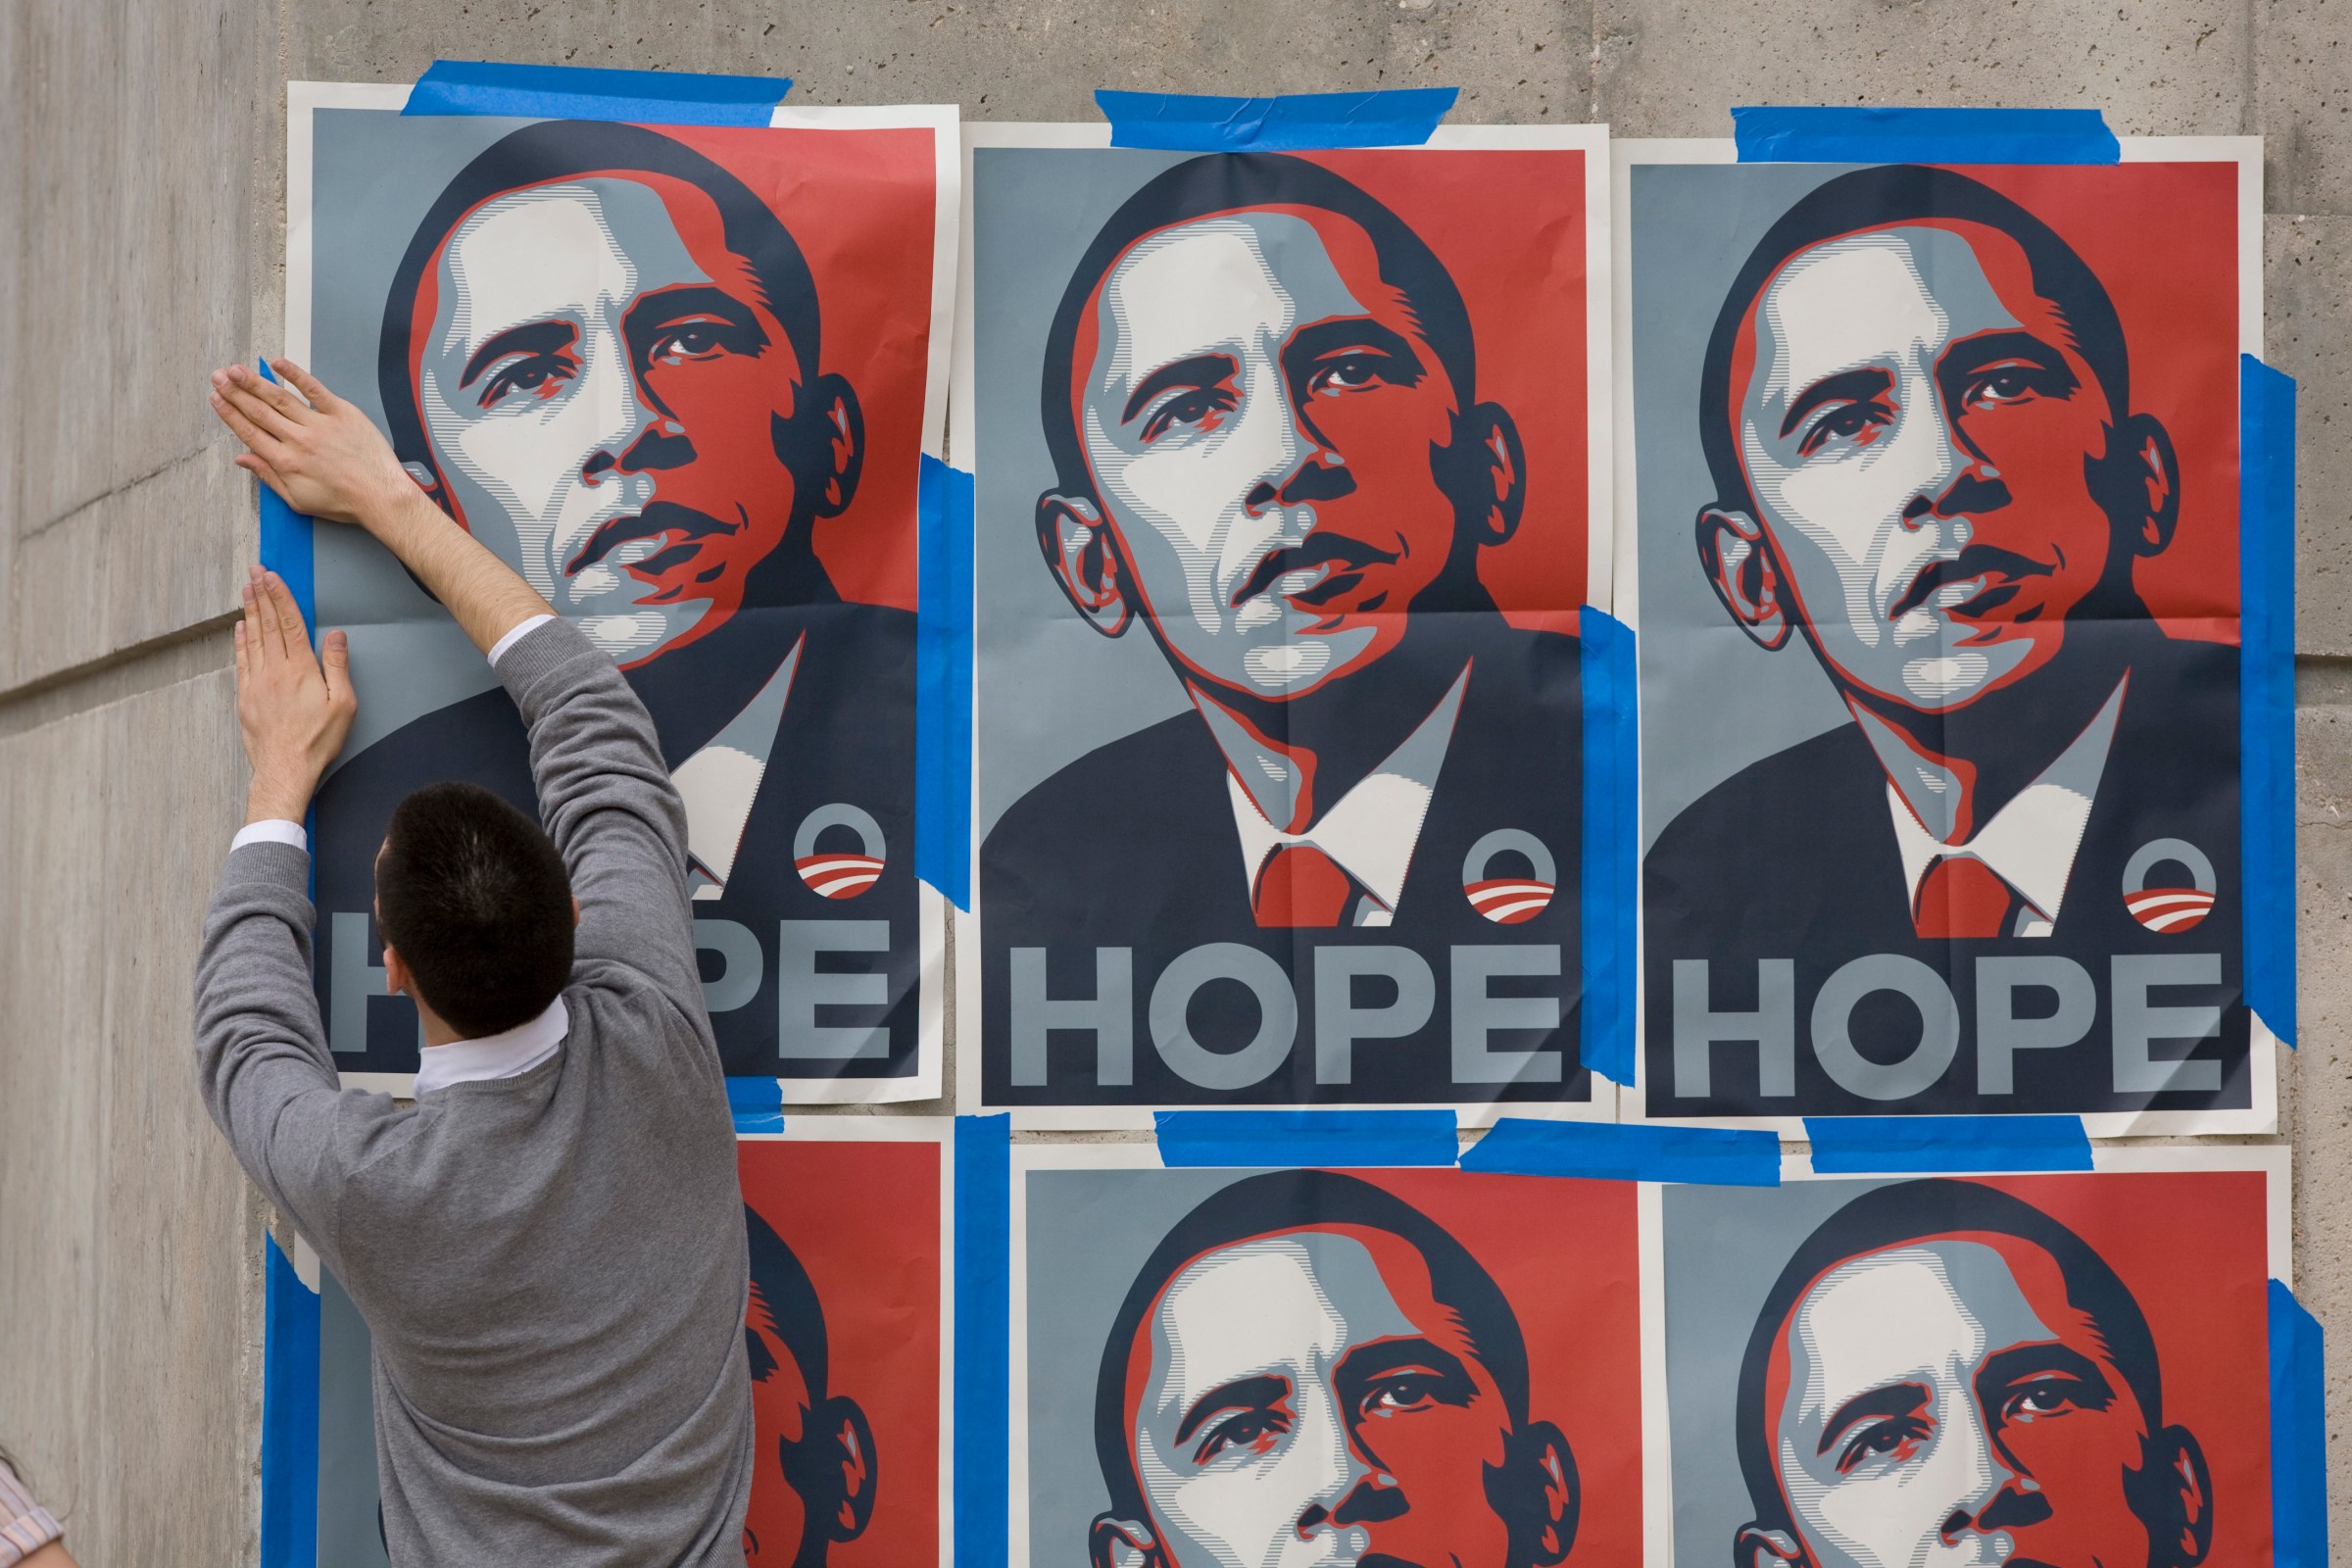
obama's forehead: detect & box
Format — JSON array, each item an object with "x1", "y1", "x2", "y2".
[
  {"x1": 1738, "y1": 222, "x2": 2078, "y2": 429},
  {"x1": 1079, "y1": 209, "x2": 1424, "y2": 408},
  {"x1": 426, "y1": 177, "x2": 711, "y2": 366},
  {"x1": 1135, "y1": 1228, "x2": 1440, "y2": 1423},
  {"x1": 1779, "y1": 1240, "x2": 2059, "y2": 1429}
]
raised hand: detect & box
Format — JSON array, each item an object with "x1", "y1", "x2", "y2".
[
  {"x1": 234, "y1": 565, "x2": 357, "y2": 825},
  {"x1": 208, "y1": 359, "x2": 418, "y2": 531}
]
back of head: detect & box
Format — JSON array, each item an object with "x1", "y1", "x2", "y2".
[{"x1": 376, "y1": 782, "x2": 574, "y2": 1039}]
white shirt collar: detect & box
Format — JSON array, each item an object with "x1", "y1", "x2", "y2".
[
  {"x1": 414, "y1": 997, "x2": 569, "y2": 1097},
  {"x1": 1882, "y1": 676, "x2": 2129, "y2": 933},
  {"x1": 1211, "y1": 665, "x2": 1471, "y2": 925},
  {"x1": 670, "y1": 634, "x2": 805, "y2": 900}
]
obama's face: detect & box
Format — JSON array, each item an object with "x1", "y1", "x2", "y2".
[
  {"x1": 1047, "y1": 209, "x2": 1512, "y2": 704},
  {"x1": 1752, "y1": 1237, "x2": 2202, "y2": 1568},
  {"x1": 1705, "y1": 222, "x2": 2169, "y2": 714},
  {"x1": 412, "y1": 175, "x2": 851, "y2": 667},
  {"x1": 1100, "y1": 1226, "x2": 1569, "y2": 1568}
]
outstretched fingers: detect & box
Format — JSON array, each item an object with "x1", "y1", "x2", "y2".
[
  {"x1": 216, "y1": 369, "x2": 306, "y2": 444},
  {"x1": 270, "y1": 359, "x2": 336, "y2": 411},
  {"x1": 262, "y1": 570, "x2": 311, "y2": 662}
]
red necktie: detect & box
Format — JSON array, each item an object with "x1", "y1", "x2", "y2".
[
  {"x1": 1252, "y1": 844, "x2": 1354, "y2": 928},
  {"x1": 1913, "y1": 855, "x2": 2018, "y2": 940}
]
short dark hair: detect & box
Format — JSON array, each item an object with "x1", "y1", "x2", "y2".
[
  {"x1": 376, "y1": 781, "x2": 573, "y2": 1039},
  {"x1": 379, "y1": 118, "x2": 823, "y2": 489},
  {"x1": 1093, "y1": 1169, "x2": 1529, "y2": 1522},
  {"x1": 1735, "y1": 1179, "x2": 2165, "y2": 1537},
  {"x1": 745, "y1": 1200, "x2": 829, "y2": 1396},
  {"x1": 1040, "y1": 152, "x2": 1479, "y2": 500},
  {"x1": 1698, "y1": 164, "x2": 2132, "y2": 516}
]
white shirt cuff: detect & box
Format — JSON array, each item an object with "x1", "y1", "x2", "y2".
[
  {"x1": 488, "y1": 614, "x2": 558, "y2": 668},
  {"x1": 232, "y1": 819, "x2": 309, "y2": 855}
]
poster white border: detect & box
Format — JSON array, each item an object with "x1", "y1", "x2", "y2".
[
  {"x1": 1609, "y1": 136, "x2": 2275, "y2": 1137},
  {"x1": 288, "y1": 82, "x2": 956, "y2": 1103},
  {"x1": 953, "y1": 122, "x2": 1617, "y2": 1127}
]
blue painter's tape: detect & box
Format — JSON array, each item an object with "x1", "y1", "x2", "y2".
[
  {"x1": 403, "y1": 60, "x2": 791, "y2": 124},
  {"x1": 916, "y1": 456, "x2": 974, "y2": 908},
  {"x1": 1805, "y1": 1114, "x2": 2091, "y2": 1174},
  {"x1": 1733, "y1": 106, "x2": 2120, "y2": 166},
  {"x1": 1154, "y1": 1109, "x2": 1459, "y2": 1168},
  {"x1": 1579, "y1": 608, "x2": 1638, "y2": 1086},
  {"x1": 725, "y1": 1076, "x2": 785, "y2": 1136},
  {"x1": 1098, "y1": 88, "x2": 1458, "y2": 152},
  {"x1": 2271, "y1": 1280, "x2": 2329, "y2": 1568},
  {"x1": 261, "y1": 1235, "x2": 320, "y2": 1568},
  {"x1": 955, "y1": 1114, "x2": 1011, "y2": 1566},
  {"x1": 1462, "y1": 1118, "x2": 1780, "y2": 1186},
  {"x1": 255, "y1": 362, "x2": 317, "y2": 641},
  {"x1": 2242, "y1": 355, "x2": 2298, "y2": 1047}
]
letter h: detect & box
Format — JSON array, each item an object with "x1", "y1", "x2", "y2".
[
  {"x1": 1671, "y1": 958, "x2": 1795, "y2": 1099},
  {"x1": 1009, "y1": 948, "x2": 1134, "y2": 1087}
]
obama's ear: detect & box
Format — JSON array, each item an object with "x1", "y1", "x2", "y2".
[
  {"x1": 1490, "y1": 1419, "x2": 1580, "y2": 1567},
  {"x1": 2132, "y1": 1424, "x2": 2212, "y2": 1568},
  {"x1": 2096, "y1": 411, "x2": 2180, "y2": 560},
  {"x1": 1737, "y1": 1523, "x2": 1811, "y2": 1568},
  {"x1": 1697, "y1": 505, "x2": 1793, "y2": 651},
  {"x1": 783, "y1": 372, "x2": 865, "y2": 520},
  {"x1": 1440, "y1": 401, "x2": 1527, "y2": 549},
  {"x1": 1090, "y1": 1512, "x2": 1161, "y2": 1568},
  {"x1": 1037, "y1": 492, "x2": 1134, "y2": 637},
  {"x1": 787, "y1": 1395, "x2": 877, "y2": 1544}
]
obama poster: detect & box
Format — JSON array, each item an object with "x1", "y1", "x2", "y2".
[
  {"x1": 958, "y1": 124, "x2": 1614, "y2": 1122},
  {"x1": 1617, "y1": 142, "x2": 2272, "y2": 1131},
  {"x1": 1656, "y1": 1150, "x2": 2286, "y2": 1568},
  {"x1": 286, "y1": 84, "x2": 956, "y2": 1101}
]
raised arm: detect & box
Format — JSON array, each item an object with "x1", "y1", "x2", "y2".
[
  {"x1": 209, "y1": 360, "x2": 552, "y2": 653},
  {"x1": 208, "y1": 360, "x2": 707, "y2": 1017},
  {"x1": 193, "y1": 567, "x2": 362, "y2": 1245}
]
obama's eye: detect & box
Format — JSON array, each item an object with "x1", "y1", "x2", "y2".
[
  {"x1": 1999, "y1": 1376, "x2": 2095, "y2": 1423},
  {"x1": 1306, "y1": 351, "x2": 1403, "y2": 397},
  {"x1": 1357, "y1": 1371, "x2": 1450, "y2": 1419},
  {"x1": 649, "y1": 318, "x2": 753, "y2": 367},
  {"x1": 1195, "y1": 1406, "x2": 1291, "y2": 1465},
  {"x1": 478, "y1": 353, "x2": 576, "y2": 410},
  {"x1": 1796, "y1": 397, "x2": 1895, "y2": 457},
  {"x1": 1836, "y1": 1414, "x2": 1934, "y2": 1474},
  {"x1": 1139, "y1": 385, "x2": 1239, "y2": 445}
]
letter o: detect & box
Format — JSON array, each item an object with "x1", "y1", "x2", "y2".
[
  {"x1": 1810, "y1": 955, "x2": 1960, "y2": 1102},
  {"x1": 1149, "y1": 944, "x2": 1298, "y2": 1092}
]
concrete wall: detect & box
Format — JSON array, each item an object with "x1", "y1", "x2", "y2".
[{"x1": 0, "y1": 1, "x2": 2341, "y2": 1560}]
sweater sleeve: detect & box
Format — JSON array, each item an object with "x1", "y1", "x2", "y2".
[
  {"x1": 491, "y1": 618, "x2": 708, "y2": 1027},
  {"x1": 0, "y1": 1455, "x2": 62, "y2": 1567},
  {"x1": 191, "y1": 840, "x2": 349, "y2": 1260}
]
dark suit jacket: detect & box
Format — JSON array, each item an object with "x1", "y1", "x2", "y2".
[
  {"x1": 980, "y1": 618, "x2": 1590, "y2": 1107},
  {"x1": 314, "y1": 602, "x2": 922, "y2": 1081},
  {"x1": 1642, "y1": 629, "x2": 2247, "y2": 1116}
]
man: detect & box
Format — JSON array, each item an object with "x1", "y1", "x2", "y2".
[
  {"x1": 743, "y1": 1202, "x2": 877, "y2": 1564},
  {"x1": 982, "y1": 153, "x2": 1583, "y2": 1105},
  {"x1": 1643, "y1": 164, "x2": 2243, "y2": 1114},
  {"x1": 1733, "y1": 1179, "x2": 2212, "y2": 1568},
  {"x1": 1088, "y1": 1169, "x2": 1578, "y2": 1568},
  {"x1": 202, "y1": 358, "x2": 753, "y2": 1562},
  {"x1": 318, "y1": 118, "x2": 919, "y2": 1083}
]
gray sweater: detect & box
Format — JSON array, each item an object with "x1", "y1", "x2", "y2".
[{"x1": 194, "y1": 618, "x2": 753, "y2": 1565}]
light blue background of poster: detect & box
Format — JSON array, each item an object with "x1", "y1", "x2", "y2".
[
  {"x1": 1630, "y1": 161, "x2": 1866, "y2": 852},
  {"x1": 1023, "y1": 1166, "x2": 1275, "y2": 1566},
  {"x1": 969, "y1": 146, "x2": 1206, "y2": 842},
  {"x1": 1659, "y1": 1177, "x2": 1894, "y2": 1568}
]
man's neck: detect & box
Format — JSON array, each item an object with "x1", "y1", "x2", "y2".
[
  {"x1": 1186, "y1": 610, "x2": 1496, "y2": 832},
  {"x1": 1846, "y1": 628, "x2": 2140, "y2": 843}
]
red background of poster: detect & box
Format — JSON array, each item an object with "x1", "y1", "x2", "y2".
[
  {"x1": 1967, "y1": 1170, "x2": 2272, "y2": 1564},
  {"x1": 1308, "y1": 149, "x2": 1592, "y2": 629},
  {"x1": 738, "y1": 1139, "x2": 942, "y2": 1566},
  {"x1": 1353, "y1": 1169, "x2": 1642, "y2": 1567},
  {"x1": 667, "y1": 125, "x2": 936, "y2": 613},
  {"x1": 1943, "y1": 163, "x2": 2240, "y2": 640}
]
